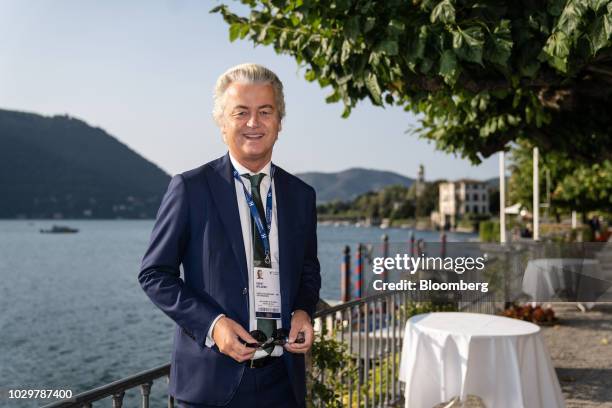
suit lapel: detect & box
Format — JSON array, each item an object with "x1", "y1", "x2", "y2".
[
  {"x1": 274, "y1": 167, "x2": 293, "y2": 320},
  {"x1": 208, "y1": 154, "x2": 249, "y2": 289}
]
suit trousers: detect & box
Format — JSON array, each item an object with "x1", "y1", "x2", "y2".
[{"x1": 176, "y1": 357, "x2": 299, "y2": 408}]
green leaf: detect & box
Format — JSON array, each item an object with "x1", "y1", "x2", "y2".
[
  {"x1": 589, "y1": 12, "x2": 612, "y2": 54},
  {"x1": 364, "y1": 16, "x2": 376, "y2": 33},
  {"x1": 336, "y1": 74, "x2": 352, "y2": 85},
  {"x1": 341, "y1": 40, "x2": 352, "y2": 63},
  {"x1": 431, "y1": 0, "x2": 456, "y2": 24},
  {"x1": 507, "y1": 114, "x2": 520, "y2": 126},
  {"x1": 420, "y1": 0, "x2": 439, "y2": 12},
  {"x1": 345, "y1": 16, "x2": 360, "y2": 40},
  {"x1": 332, "y1": 0, "x2": 351, "y2": 13},
  {"x1": 588, "y1": 0, "x2": 609, "y2": 12},
  {"x1": 420, "y1": 57, "x2": 434, "y2": 73},
  {"x1": 407, "y1": 25, "x2": 429, "y2": 61},
  {"x1": 376, "y1": 40, "x2": 399, "y2": 55},
  {"x1": 209, "y1": 5, "x2": 224, "y2": 14},
  {"x1": 341, "y1": 105, "x2": 352, "y2": 118},
  {"x1": 542, "y1": 30, "x2": 571, "y2": 72},
  {"x1": 517, "y1": 44, "x2": 541, "y2": 77},
  {"x1": 229, "y1": 23, "x2": 242, "y2": 42},
  {"x1": 438, "y1": 49, "x2": 459, "y2": 84},
  {"x1": 547, "y1": 0, "x2": 566, "y2": 16},
  {"x1": 256, "y1": 24, "x2": 269, "y2": 43},
  {"x1": 555, "y1": 0, "x2": 588, "y2": 37},
  {"x1": 487, "y1": 20, "x2": 513, "y2": 65},
  {"x1": 479, "y1": 94, "x2": 488, "y2": 111},
  {"x1": 325, "y1": 91, "x2": 342, "y2": 103},
  {"x1": 278, "y1": 30, "x2": 287, "y2": 48},
  {"x1": 240, "y1": 24, "x2": 250, "y2": 39},
  {"x1": 365, "y1": 73, "x2": 383, "y2": 105},
  {"x1": 304, "y1": 69, "x2": 317, "y2": 82},
  {"x1": 368, "y1": 51, "x2": 381, "y2": 66},
  {"x1": 388, "y1": 19, "x2": 406, "y2": 34},
  {"x1": 520, "y1": 61, "x2": 541, "y2": 77},
  {"x1": 512, "y1": 89, "x2": 523, "y2": 110},
  {"x1": 453, "y1": 26, "x2": 485, "y2": 65},
  {"x1": 290, "y1": 14, "x2": 301, "y2": 27}
]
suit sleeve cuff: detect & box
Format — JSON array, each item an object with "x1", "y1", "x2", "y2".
[{"x1": 204, "y1": 314, "x2": 225, "y2": 347}]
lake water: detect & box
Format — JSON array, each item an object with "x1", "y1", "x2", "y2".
[{"x1": 0, "y1": 220, "x2": 474, "y2": 406}]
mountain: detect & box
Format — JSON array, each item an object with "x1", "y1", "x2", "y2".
[
  {"x1": 0, "y1": 109, "x2": 170, "y2": 218},
  {"x1": 296, "y1": 168, "x2": 414, "y2": 203}
]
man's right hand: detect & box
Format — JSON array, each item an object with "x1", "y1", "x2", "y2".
[{"x1": 212, "y1": 316, "x2": 257, "y2": 363}]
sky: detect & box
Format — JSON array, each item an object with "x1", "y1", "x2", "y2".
[{"x1": 0, "y1": 0, "x2": 501, "y2": 180}]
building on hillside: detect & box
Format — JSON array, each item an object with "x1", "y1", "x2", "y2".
[
  {"x1": 415, "y1": 164, "x2": 426, "y2": 198},
  {"x1": 437, "y1": 179, "x2": 490, "y2": 228}
]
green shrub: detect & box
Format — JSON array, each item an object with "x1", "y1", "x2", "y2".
[
  {"x1": 479, "y1": 221, "x2": 500, "y2": 242},
  {"x1": 309, "y1": 301, "x2": 458, "y2": 407}
]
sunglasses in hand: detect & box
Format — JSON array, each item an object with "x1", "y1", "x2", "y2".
[{"x1": 238, "y1": 328, "x2": 306, "y2": 349}]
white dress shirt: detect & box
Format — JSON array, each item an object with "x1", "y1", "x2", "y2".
[{"x1": 205, "y1": 153, "x2": 282, "y2": 358}]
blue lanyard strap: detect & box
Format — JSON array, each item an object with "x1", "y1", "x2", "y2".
[{"x1": 232, "y1": 165, "x2": 275, "y2": 265}]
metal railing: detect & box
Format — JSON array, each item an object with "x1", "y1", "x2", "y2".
[
  {"x1": 313, "y1": 292, "x2": 408, "y2": 408},
  {"x1": 42, "y1": 240, "x2": 604, "y2": 407},
  {"x1": 43, "y1": 289, "x2": 494, "y2": 408},
  {"x1": 311, "y1": 290, "x2": 495, "y2": 408},
  {"x1": 42, "y1": 364, "x2": 173, "y2": 408}
]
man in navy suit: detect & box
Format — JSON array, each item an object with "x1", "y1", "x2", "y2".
[{"x1": 139, "y1": 64, "x2": 321, "y2": 407}]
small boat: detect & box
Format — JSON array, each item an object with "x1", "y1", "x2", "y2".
[{"x1": 40, "y1": 225, "x2": 79, "y2": 234}]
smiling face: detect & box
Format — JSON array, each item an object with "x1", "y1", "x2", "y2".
[{"x1": 221, "y1": 82, "x2": 281, "y2": 172}]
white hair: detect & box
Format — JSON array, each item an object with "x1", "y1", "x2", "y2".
[{"x1": 213, "y1": 63, "x2": 286, "y2": 126}]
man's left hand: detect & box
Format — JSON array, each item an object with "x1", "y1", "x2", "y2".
[{"x1": 284, "y1": 310, "x2": 314, "y2": 354}]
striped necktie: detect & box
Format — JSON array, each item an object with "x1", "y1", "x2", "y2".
[{"x1": 243, "y1": 173, "x2": 275, "y2": 354}]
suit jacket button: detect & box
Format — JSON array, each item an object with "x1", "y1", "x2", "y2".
[{"x1": 242, "y1": 288, "x2": 247, "y2": 295}]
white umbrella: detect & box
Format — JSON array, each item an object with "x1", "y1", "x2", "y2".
[{"x1": 505, "y1": 203, "x2": 523, "y2": 215}]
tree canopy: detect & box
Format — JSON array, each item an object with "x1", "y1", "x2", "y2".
[
  {"x1": 509, "y1": 142, "x2": 612, "y2": 215},
  {"x1": 213, "y1": 0, "x2": 612, "y2": 163}
]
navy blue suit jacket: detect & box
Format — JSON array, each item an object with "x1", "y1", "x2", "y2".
[{"x1": 139, "y1": 153, "x2": 321, "y2": 406}]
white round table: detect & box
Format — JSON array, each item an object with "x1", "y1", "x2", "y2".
[
  {"x1": 522, "y1": 258, "x2": 602, "y2": 306},
  {"x1": 399, "y1": 312, "x2": 564, "y2": 408}
]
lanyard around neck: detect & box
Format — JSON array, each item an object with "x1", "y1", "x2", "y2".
[{"x1": 232, "y1": 165, "x2": 275, "y2": 266}]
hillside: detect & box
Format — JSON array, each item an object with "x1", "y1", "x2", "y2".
[
  {"x1": 296, "y1": 168, "x2": 414, "y2": 203},
  {"x1": 0, "y1": 109, "x2": 170, "y2": 218}
]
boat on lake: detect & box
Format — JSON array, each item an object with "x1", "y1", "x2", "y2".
[{"x1": 39, "y1": 225, "x2": 79, "y2": 234}]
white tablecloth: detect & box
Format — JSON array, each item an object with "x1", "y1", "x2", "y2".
[
  {"x1": 522, "y1": 258, "x2": 602, "y2": 302},
  {"x1": 399, "y1": 312, "x2": 564, "y2": 408}
]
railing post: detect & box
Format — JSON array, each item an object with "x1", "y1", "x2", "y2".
[
  {"x1": 341, "y1": 245, "x2": 351, "y2": 302},
  {"x1": 364, "y1": 301, "x2": 370, "y2": 408},
  {"x1": 167, "y1": 376, "x2": 174, "y2": 408},
  {"x1": 391, "y1": 294, "x2": 397, "y2": 404},
  {"x1": 111, "y1": 391, "x2": 125, "y2": 408},
  {"x1": 348, "y1": 306, "x2": 354, "y2": 407},
  {"x1": 357, "y1": 303, "x2": 362, "y2": 408},
  {"x1": 140, "y1": 381, "x2": 152, "y2": 408}
]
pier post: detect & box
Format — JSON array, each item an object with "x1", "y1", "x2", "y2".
[
  {"x1": 341, "y1": 245, "x2": 351, "y2": 302},
  {"x1": 355, "y1": 243, "x2": 363, "y2": 299},
  {"x1": 440, "y1": 232, "x2": 447, "y2": 258},
  {"x1": 381, "y1": 234, "x2": 389, "y2": 283},
  {"x1": 381, "y1": 234, "x2": 389, "y2": 314}
]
